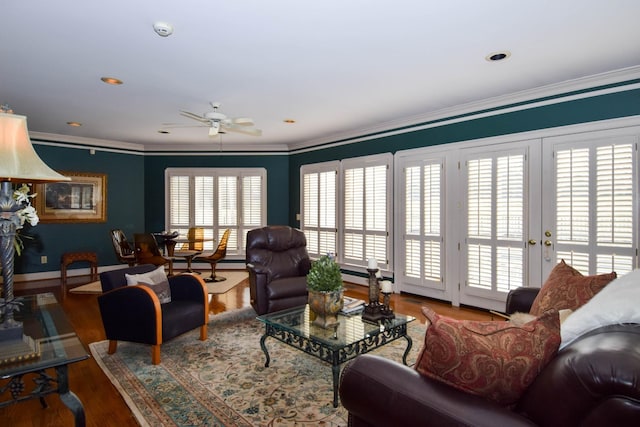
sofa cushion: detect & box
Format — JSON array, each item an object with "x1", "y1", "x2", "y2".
[
  {"x1": 415, "y1": 306, "x2": 560, "y2": 406},
  {"x1": 125, "y1": 266, "x2": 171, "y2": 304},
  {"x1": 529, "y1": 260, "x2": 616, "y2": 316}
]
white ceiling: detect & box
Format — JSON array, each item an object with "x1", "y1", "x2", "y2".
[{"x1": 2, "y1": 1, "x2": 640, "y2": 152}]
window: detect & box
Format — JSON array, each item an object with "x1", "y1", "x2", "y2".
[
  {"x1": 301, "y1": 162, "x2": 338, "y2": 258},
  {"x1": 166, "y1": 168, "x2": 266, "y2": 255},
  {"x1": 343, "y1": 155, "x2": 392, "y2": 269},
  {"x1": 301, "y1": 154, "x2": 393, "y2": 270}
]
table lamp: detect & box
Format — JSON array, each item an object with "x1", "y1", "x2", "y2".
[{"x1": 0, "y1": 108, "x2": 70, "y2": 342}]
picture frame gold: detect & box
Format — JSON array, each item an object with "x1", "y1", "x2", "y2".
[{"x1": 35, "y1": 171, "x2": 107, "y2": 223}]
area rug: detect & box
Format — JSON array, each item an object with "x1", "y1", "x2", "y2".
[
  {"x1": 204, "y1": 271, "x2": 248, "y2": 294},
  {"x1": 70, "y1": 270, "x2": 248, "y2": 295},
  {"x1": 90, "y1": 307, "x2": 426, "y2": 426}
]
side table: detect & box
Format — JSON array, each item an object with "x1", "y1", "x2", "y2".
[{"x1": 60, "y1": 252, "x2": 98, "y2": 298}]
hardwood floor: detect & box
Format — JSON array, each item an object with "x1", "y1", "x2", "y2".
[{"x1": 2, "y1": 272, "x2": 495, "y2": 426}]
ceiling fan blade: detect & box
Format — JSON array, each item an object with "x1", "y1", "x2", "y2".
[
  {"x1": 180, "y1": 110, "x2": 210, "y2": 124},
  {"x1": 223, "y1": 123, "x2": 262, "y2": 136},
  {"x1": 162, "y1": 123, "x2": 208, "y2": 129},
  {"x1": 232, "y1": 117, "x2": 254, "y2": 126}
]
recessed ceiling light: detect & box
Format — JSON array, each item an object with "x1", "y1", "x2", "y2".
[
  {"x1": 158, "y1": 130, "x2": 170, "y2": 134},
  {"x1": 485, "y1": 51, "x2": 511, "y2": 62},
  {"x1": 283, "y1": 119, "x2": 296, "y2": 124},
  {"x1": 101, "y1": 76, "x2": 123, "y2": 85},
  {"x1": 66, "y1": 121, "x2": 82, "y2": 127}
]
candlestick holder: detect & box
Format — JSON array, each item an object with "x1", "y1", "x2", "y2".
[
  {"x1": 361, "y1": 268, "x2": 385, "y2": 323},
  {"x1": 381, "y1": 291, "x2": 395, "y2": 319}
]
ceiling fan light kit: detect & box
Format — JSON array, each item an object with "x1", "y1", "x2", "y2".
[{"x1": 208, "y1": 122, "x2": 220, "y2": 137}]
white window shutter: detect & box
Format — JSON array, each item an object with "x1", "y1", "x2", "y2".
[
  {"x1": 301, "y1": 165, "x2": 338, "y2": 258},
  {"x1": 556, "y1": 141, "x2": 635, "y2": 275},
  {"x1": 166, "y1": 168, "x2": 266, "y2": 255}
]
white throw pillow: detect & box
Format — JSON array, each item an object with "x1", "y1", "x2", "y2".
[
  {"x1": 560, "y1": 268, "x2": 640, "y2": 349},
  {"x1": 125, "y1": 266, "x2": 171, "y2": 304}
]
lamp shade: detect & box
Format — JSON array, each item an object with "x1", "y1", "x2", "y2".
[{"x1": 0, "y1": 112, "x2": 70, "y2": 182}]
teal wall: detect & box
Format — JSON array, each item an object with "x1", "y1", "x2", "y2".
[
  {"x1": 17, "y1": 83, "x2": 640, "y2": 275},
  {"x1": 16, "y1": 144, "x2": 145, "y2": 273}
]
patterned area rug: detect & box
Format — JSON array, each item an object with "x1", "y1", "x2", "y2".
[{"x1": 90, "y1": 307, "x2": 426, "y2": 427}]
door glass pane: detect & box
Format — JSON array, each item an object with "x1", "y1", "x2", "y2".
[
  {"x1": 554, "y1": 141, "x2": 634, "y2": 276},
  {"x1": 467, "y1": 152, "x2": 525, "y2": 292}
]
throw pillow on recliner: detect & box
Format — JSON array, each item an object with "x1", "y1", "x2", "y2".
[
  {"x1": 529, "y1": 260, "x2": 616, "y2": 316},
  {"x1": 415, "y1": 306, "x2": 561, "y2": 406}
]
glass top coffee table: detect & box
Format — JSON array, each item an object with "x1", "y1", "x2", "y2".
[
  {"x1": 257, "y1": 305, "x2": 415, "y2": 407},
  {"x1": 0, "y1": 293, "x2": 89, "y2": 426}
]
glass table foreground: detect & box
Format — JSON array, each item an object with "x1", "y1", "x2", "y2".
[
  {"x1": 0, "y1": 293, "x2": 89, "y2": 426},
  {"x1": 257, "y1": 305, "x2": 415, "y2": 408}
]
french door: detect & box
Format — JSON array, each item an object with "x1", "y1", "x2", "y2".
[
  {"x1": 396, "y1": 120, "x2": 639, "y2": 311},
  {"x1": 459, "y1": 140, "x2": 541, "y2": 310},
  {"x1": 540, "y1": 129, "x2": 637, "y2": 279},
  {"x1": 459, "y1": 130, "x2": 638, "y2": 310}
]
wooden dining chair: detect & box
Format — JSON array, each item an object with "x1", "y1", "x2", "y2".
[
  {"x1": 172, "y1": 227, "x2": 204, "y2": 273},
  {"x1": 133, "y1": 233, "x2": 174, "y2": 275},
  {"x1": 195, "y1": 229, "x2": 231, "y2": 282},
  {"x1": 110, "y1": 229, "x2": 136, "y2": 267}
]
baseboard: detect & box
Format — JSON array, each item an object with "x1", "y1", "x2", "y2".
[{"x1": 12, "y1": 261, "x2": 247, "y2": 288}]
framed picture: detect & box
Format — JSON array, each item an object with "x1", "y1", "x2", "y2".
[{"x1": 35, "y1": 172, "x2": 107, "y2": 223}]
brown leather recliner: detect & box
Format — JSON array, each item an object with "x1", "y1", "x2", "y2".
[
  {"x1": 246, "y1": 225, "x2": 311, "y2": 315},
  {"x1": 339, "y1": 288, "x2": 640, "y2": 427}
]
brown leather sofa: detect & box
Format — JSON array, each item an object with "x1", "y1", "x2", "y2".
[
  {"x1": 246, "y1": 225, "x2": 311, "y2": 315},
  {"x1": 339, "y1": 288, "x2": 640, "y2": 426}
]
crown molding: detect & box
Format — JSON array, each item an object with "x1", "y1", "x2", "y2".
[
  {"x1": 141, "y1": 141, "x2": 290, "y2": 154},
  {"x1": 31, "y1": 132, "x2": 144, "y2": 152},
  {"x1": 288, "y1": 66, "x2": 640, "y2": 152},
  {"x1": 30, "y1": 132, "x2": 290, "y2": 155}
]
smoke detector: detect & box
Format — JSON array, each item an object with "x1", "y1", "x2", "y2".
[{"x1": 153, "y1": 22, "x2": 174, "y2": 37}]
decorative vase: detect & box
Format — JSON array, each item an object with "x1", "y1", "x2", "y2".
[{"x1": 308, "y1": 288, "x2": 344, "y2": 329}]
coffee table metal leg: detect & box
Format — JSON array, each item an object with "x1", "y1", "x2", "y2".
[
  {"x1": 332, "y1": 364, "x2": 340, "y2": 408},
  {"x1": 260, "y1": 333, "x2": 271, "y2": 367},
  {"x1": 402, "y1": 334, "x2": 413, "y2": 365},
  {"x1": 56, "y1": 365, "x2": 86, "y2": 427}
]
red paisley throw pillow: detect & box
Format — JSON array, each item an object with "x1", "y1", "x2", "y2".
[
  {"x1": 529, "y1": 260, "x2": 616, "y2": 316},
  {"x1": 415, "y1": 306, "x2": 560, "y2": 406}
]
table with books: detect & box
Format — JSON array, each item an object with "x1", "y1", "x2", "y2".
[{"x1": 256, "y1": 303, "x2": 415, "y2": 407}]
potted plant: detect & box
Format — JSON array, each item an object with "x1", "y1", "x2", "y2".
[{"x1": 307, "y1": 254, "x2": 344, "y2": 328}]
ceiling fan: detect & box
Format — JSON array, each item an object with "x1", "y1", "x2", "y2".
[{"x1": 178, "y1": 102, "x2": 262, "y2": 137}]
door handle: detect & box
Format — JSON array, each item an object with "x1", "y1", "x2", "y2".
[
  {"x1": 544, "y1": 240, "x2": 552, "y2": 246},
  {"x1": 528, "y1": 239, "x2": 537, "y2": 246}
]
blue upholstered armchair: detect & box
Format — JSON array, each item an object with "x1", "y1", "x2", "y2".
[{"x1": 97, "y1": 264, "x2": 208, "y2": 364}]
